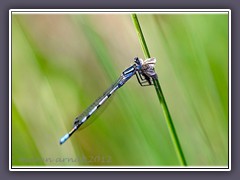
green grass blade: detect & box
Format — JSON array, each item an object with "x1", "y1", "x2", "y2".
[
  {"x1": 131, "y1": 14, "x2": 187, "y2": 166},
  {"x1": 131, "y1": 14, "x2": 151, "y2": 58}
]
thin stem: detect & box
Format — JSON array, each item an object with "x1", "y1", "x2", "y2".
[
  {"x1": 152, "y1": 78, "x2": 187, "y2": 166},
  {"x1": 131, "y1": 14, "x2": 150, "y2": 58},
  {"x1": 131, "y1": 14, "x2": 187, "y2": 166}
]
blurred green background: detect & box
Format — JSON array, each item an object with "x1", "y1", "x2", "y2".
[{"x1": 12, "y1": 13, "x2": 228, "y2": 166}]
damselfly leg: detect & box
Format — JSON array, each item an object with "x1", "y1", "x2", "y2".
[{"x1": 135, "y1": 70, "x2": 153, "y2": 86}]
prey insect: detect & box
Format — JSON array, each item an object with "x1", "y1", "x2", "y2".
[{"x1": 60, "y1": 57, "x2": 157, "y2": 145}]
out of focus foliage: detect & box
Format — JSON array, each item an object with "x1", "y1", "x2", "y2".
[{"x1": 12, "y1": 13, "x2": 228, "y2": 166}]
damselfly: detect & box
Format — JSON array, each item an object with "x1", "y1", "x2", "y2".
[{"x1": 60, "y1": 57, "x2": 157, "y2": 145}]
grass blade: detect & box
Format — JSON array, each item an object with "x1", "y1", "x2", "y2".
[{"x1": 131, "y1": 14, "x2": 187, "y2": 166}]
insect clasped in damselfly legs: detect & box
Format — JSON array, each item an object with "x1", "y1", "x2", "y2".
[{"x1": 60, "y1": 57, "x2": 157, "y2": 145}]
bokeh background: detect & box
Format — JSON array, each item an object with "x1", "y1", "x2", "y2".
[{"x1": 11, "y1": 12, "x2": 229, "y2": 166}]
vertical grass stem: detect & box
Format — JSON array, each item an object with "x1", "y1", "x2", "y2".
[{"x1": 131, "y1": 14, "x2": 187, "y2": 166}]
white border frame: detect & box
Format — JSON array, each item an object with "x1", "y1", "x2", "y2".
[{"x1": 9, "y1": 9, "x2": 231, "y2": 171}]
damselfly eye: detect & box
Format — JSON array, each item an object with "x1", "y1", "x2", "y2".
[{"x1": 134, "y1": 57, "x2": 139, "y2": 64}]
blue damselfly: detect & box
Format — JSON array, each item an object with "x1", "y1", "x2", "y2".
[{"x1": 60, "y1": 57, "x2": 157, "y2": 145}]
